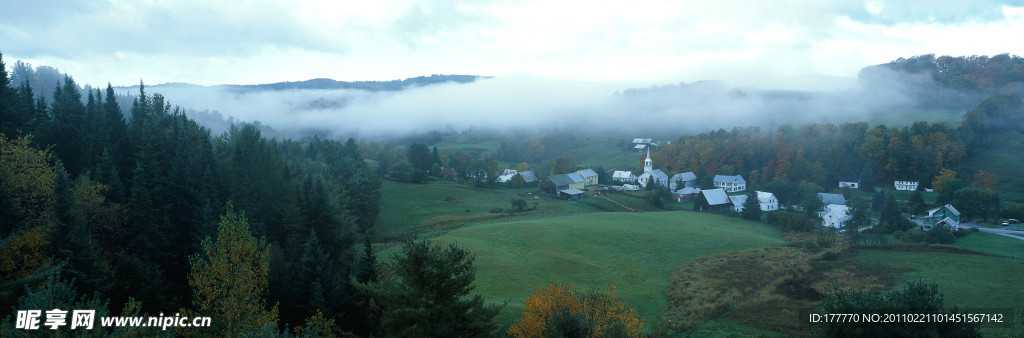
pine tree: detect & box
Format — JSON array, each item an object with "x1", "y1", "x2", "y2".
[
  {"x1": 188, "y1": 203, "x2": 278, "y2": 335},
  {"x1": 357, "y1": 237, "x2": 377, "y2": 284},
  {"x1": 373, "y1": 240, "x2": 503, "y2": 336},
  {"x1": 741, "y1": 190, "x2": 762, "y2": 221},
  {"x1": 0, "y1": 52, "x2": 26, "y2": 137}
]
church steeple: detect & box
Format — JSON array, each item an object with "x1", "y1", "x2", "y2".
[{"x1": 644, "y1": 150, "x2": 652, "y2": 173}]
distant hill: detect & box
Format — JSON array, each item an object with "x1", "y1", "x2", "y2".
[{"x1": 117, "y1": 74, "x2": 487, "y2": 92}]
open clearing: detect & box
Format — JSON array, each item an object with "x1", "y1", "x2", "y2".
[{"x1": 379, "y1": 211, "x2": 785, "y2": 329}]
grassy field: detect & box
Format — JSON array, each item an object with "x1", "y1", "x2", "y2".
[
  {"x1": 376, "y1": 180, "x2": 603, "y2": 239},
  {"x1": 853, "y1": 249, "x2": 1024, "y2": 334},
  {"x1": 948, "y1": 231, "x2": 1024, "y2": 259},
  {"x1": 379, "y1": 211, "x2": 786, "y2": 330}
]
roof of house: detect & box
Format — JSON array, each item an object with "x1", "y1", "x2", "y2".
[
  {"x1": 675, "y1": 187, "x2": 701, "y2": 195},
  {"x1": 672, "y1": 172, "x2": 697, "y2": 181},
  {"x1": 818, "y1": 193, "x2": 846, "y2": 205},
  {"x1": 612, "y1": 170, "x2": 634, "y2": 178},
  {"x1": 838, "y1": 176, "x2": 860, "y2": 183},
  {"x1": 502, "y1": 169, "x2": 518, "y2": 175},
  {"x1": 929, "y1": 204, "x2": 961, "y2": 217},
  {"x1": 519, "y1": 171, "x2": 538, "y2": 183},
  {"x1": 701, "y1": 188, "x2": 730, "y2": 205},
  {"x1": 713, "y1": 175, "x2": 746, "y2": 184},
  {"x1": 632, "y1": 138, "x2": 652, "y2": 144},
  {"x1": 496, "y1": 174, "x2": 516, "y2": 182},
  {"x1": 547, "y1": 174, "x2": 577, "y2": 186},
  {"x1": 757, "y1": 191, "x2": 775, "y2": 201},
  {"x1": 651, "y1": 169, "x2": 668, "y2": 180},
  {"x1": 577, "y1": 169, "x2": 598, "y2": 177},
  {"x1": 559, "y1": 188, "x2": 586, "y2": 195},
  {"x1": 633, "y1": 144, "x2": 648, "y2": 150},
  {"x1": 566, "y1": 173, "x2": 586, "y2": 183},
  {"x1": 729, "y1": 195, "x2": 747, "y2": 207}
]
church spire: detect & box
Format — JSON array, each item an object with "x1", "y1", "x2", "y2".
[{"x1": 644, "y1": 150, "x2": 652, "y2": 173}]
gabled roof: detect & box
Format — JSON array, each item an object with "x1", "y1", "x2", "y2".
[
  {"x1": 675, "y1": 187, "x2": 701, "y2": 195},
  {"x1": 817, "y1": 193, "x2": 846, "y2": 205},
  {"x1": 929, "y1": 204, "x2": 961, "y2": 217},
  {"x1": 566, "y1": 173, "x2": 586, "y2": 183},
  {"x1": 632, "y1": 138, "x2": 652, "y2": 144},
  {"x1": 729, "y1": 195, "x2": 747, "y2": 207},
  {"x1": 577, "y1": 169, "x2": 598, "y2": 177},
  {"x1": 651, "y1": 169, "x2": 668, "y2": 180},
  {"x1": 838, "y1": 176, "x2": 860, "y2": 183},
  {"x1": 701, "y1": 188, "x2": 730, "y2": 205},
  {"x1": 496, "y1": 174, "x2": 516, "y2": 182},
  {"x1": 519, "y1": 170, "x2": 538, "y2": 183},
  {"x1": 559, "y1": 188, "x2": 586, "y2": 195},
  {"x1": 612, "y1": 170, "x2": 634, "y2": 178},
  {"x1": 672, "y1": 172, "x2": 697, "y2": 181},
  {"x1": 713, "y1": 175, "x2": 746, "y2": 184},
  {"x1": 757, "y1": 191, "x2": 775, "y2": 201},
  {"x1": 547, "y1": 174, "x2": 577, "y2": 186},
  {"x1": 633, "y1": 144, "x2": 648, "y2": 149}
]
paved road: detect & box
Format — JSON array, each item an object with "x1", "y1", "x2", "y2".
[{"x1": 959, "y1": 222, "x2": 1024, "y2": 241}]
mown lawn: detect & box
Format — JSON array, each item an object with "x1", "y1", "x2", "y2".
[{"x1": 380, "y1": 211, "x2": 786, "y2": 330}]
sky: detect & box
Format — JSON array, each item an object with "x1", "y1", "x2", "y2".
[{"x1": 3, "y1": 0, "x2": 1024, "y2": 88}]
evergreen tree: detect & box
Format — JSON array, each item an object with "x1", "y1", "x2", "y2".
[
  {"x1": 288, "y1": 228, "x2": 341, "y2": 325},
  {"x1": 373, "y1": 240, "x2": 503, "y2": 336},
  {"x1": 817, "y1": 281, "x2": 981, "y2": 337},
  {"x1": 188, "y1": 204, "x2": 278, "y2": 335},
  {"x1": 859, "y1": 164, "x2": 875, "y2": 192},
  {"x1": 50, "y1": 162, "x2": 105, "y2": 293},
  {"x1": 0, "y1": 53, "x2": 27, "y2": 137},
  {"x1": 909, "y1": 190, "x2": 926, "y2": 215},
  {"x1": 871, "y1": 189, "x2": 886, "y2": 212},
  {"x1": 741, "y1": 190, "x2": 762, "y2": 221},
  {"x1": 48, "y1": 76, "x2": 87, "y2": 175},
  {"x1": 357, "y1": 237, "x2": 377, "y2": 284}
]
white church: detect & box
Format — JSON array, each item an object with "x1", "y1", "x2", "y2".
[{"x1": 637, "y1": 150, "x2": 669, "y2": 188}]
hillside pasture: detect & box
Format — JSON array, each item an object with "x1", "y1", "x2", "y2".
[
  {"x1": 376, "y1": 180, "x2": 603, "y2": 239},
  {"x1": 379, "y1": 211, "x2": 786, "y2": 329}
]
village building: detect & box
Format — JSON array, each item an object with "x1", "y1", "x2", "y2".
[
  {"x1": 820, "y1": 204, "x2": 852, "y2": 228},
  {"x1": 694, "y1": 188, "x2": 731, "y2": 213},
  {"x1": 838, "y1": 176, "x2": 861, "y2": 189},
  {"x1": 729, "y1": 191, "x2": 779, "y2": 212},
  {"x1": 670, "y1": 172, "x2": 698, "y2": 190},
  {"x1": 713, "y1": 175, "x2": 746, "y2": 192},
  {"x1": 612, "y1": 170, "x2": 636, "y2": 183},
  {"x1": 636, "y1": 151, "x2": 669, "y2": 188},
  {"x1": 921, "y1": 204, "x2": 961, "y2": 231},
  {"x1": 674, "y1": 187, "x2": 701, "y2": 202},
  {"x1": 817, "y1": 193, "x2": 847, "y2": 206},
  {"x1": 631, "y1": 138, "x2": 654, "y2": 152},
  {"x1": 894, "y1": 180, "x2": 919, "y2": 191},
  {"x1": 541, "y1": 173, "x2": 586, "y2": 193},
  {"x1": 559, "y1": 188, "x2": 587, "y2": 200},
  {"x1": 519, "y1": 170, "x2": 539, "y2": 184},
  {"x1": 576, "y1": 169, "x2": 599, "y2": 186}
]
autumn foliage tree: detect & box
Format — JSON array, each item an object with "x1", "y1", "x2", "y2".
[
  {"x1": 188, "y1": 204, "x2": 278, "y2": 335},
  {"x1": 509, "y1": 282, "x2": 644, "y2": 338}
]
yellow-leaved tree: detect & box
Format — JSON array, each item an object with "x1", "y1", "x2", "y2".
[
  {"x1": 509, "y1": 282, "x2": 644, "y2": 338},
  {"x1": 187, "y1": 203, "x2": 278, "y2": 336}
]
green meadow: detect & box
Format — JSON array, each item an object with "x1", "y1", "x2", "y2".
[{"x1": 380, "y1": 211, "x2": 786, "y2": 329}]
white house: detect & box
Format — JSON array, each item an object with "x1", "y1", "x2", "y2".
[
  {"x1": 670, "y1": 172, "x2": 698, "y2": 190},
  {"x1": 496, "y1": 169, "x2": 518, "y2": 183},
  {"x1": 894, "y1": 180, "x2": 919, "y2": 191},
  {"x1": 819, "y1": 204, "x2": 851, "y2": 228},
  {"x1": 729, "y1": 191, "x2": 779, "y2": 212},
  {"x1": 922, "y1": 204, "x2": 961, "y2": 231},
  {"x1": 713, "y1": 175, "x2": 746, "y2": 192},
  {"x1": 612, "y1": 170, "x2": 636, "y2": 183},
  {"x1": 576, "y1": 169, "x2": 599, "y2": 186},
  {"x1": 838, "y1": 176, "x2": 860, "y2": 189}
]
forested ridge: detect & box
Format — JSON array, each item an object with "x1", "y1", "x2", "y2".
[{"x1": 0, "y1": 52, "x2": 392, "y2": 335}]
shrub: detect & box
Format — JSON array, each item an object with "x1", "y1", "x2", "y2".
[{"x1": 509, "y1": 282, "x2": 644, "y2": 338}]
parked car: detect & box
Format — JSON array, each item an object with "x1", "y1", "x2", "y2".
[
  {"x1": 1009, "y1": 219, "x2": 1021, "y2": 224},
  {"x1": 1003, "y1": 221, "x2": 1010, "y2": 226}
]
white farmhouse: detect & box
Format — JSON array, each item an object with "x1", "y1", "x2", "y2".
[
  {"x1": 670, "y1": 172, "x2": 698, "y2": 190},
  {"x1": 713, "y1": 175, "x2": 746, "y2": 192},
  {"x1": 729, "y1": 191, "x2": 779, "y2": 212},
  {"x1": 894, "y1": 180, "x2": 918, "y2": 191},
  {"x1": 819, "y1": 204, "x2": 852, "y2": 228},
  {"x1": 612, "y1": 170, "x2": 636, "y2": 183}
]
